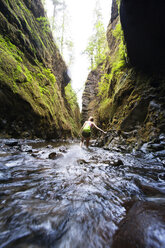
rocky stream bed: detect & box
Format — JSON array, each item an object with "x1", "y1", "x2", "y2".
[{"x1": 0, "y1": 138, "x2": 165, "y2": 248}]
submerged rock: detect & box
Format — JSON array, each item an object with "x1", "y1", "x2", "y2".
[
  {"x1": 48, "y1": 152, "x2": 63, "y2": 160},
  {"x1": 59, "y1": 146, "x2": 68, "y2": 153},
  {"x1": 20, "y1": 145, "x2": 33, "y2": 153},
  {"x1": 5, "y1": 140, "x2": 19, "y2": 147},
  {"x1": 77, "y1": 159, "x2": 89, "y2": 165},
  {"x1": 109, "y1": 159, "x2": 123, "y2": 167},
  {"x1": 112, "y1": 201, "x2": 165, "y2": 248}
]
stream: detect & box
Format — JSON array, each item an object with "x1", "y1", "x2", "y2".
[{"x1": 0, "y1": 138, "x2": 165, "y2": 248}]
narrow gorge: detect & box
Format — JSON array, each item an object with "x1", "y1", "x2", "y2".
[
  {"x1": 82, "y1": 0, "x2": 165, "y2": 152},
  {"x1": 0, "y1": 0, "x2": 165, "y2": 248}
]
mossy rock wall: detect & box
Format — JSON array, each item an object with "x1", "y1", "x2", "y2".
[
  {"x1": 0, "y1": 0, "x2": 80, "y2": 138},
  {"x1": 82, "y1": 0, "x2": 165, "y2": 146}
]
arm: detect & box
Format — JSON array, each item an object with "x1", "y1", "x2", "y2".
[{"x1": 92, "y1": 122, "x2": 107, "y2": 134}]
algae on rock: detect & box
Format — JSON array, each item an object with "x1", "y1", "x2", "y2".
[{"x1": 0, "y1": 0, "x2": 80, "y2": 138}]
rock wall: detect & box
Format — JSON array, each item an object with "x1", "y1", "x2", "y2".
[
  {"x1": 81, "y1": 65, "x2": 102, "y2": 124},
  {"x1": 0, "y1": 0, "x2": 80, "y2": 139},
  {"x1": 81, "y1": 0, "x2": 165, "y2": 149},
  {"x1": 120, "y1": 0, "x2": 165, "y2": 73}
]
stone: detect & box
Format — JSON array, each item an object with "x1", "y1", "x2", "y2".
[
  {"x1": 109, "y1": 159, "x2": 123, "y2": 167},
  {"x1": 77, "y1": 159, "x2": 89, "y2": 165},
  {"x1": 48, "y1": 152, "x2": 63, "y2": 160},
  {"x1": 147, "y1": 143, "x2": 165, "y2": 152},
  {"x1": 46, "y1": 145, "x2": 53, "y2": 149},
  {"x1": 59, "y1": 146, "x2": 68, "y2": 153},
  {"x1": 20, "y1": 145, "x2": 33, "y2": 152},
  {"x1": 111, "y1": 201, "x2": 165, "y2": 248},
  {"x1": 5, "y1": 140, "x2": 18, "y2": 147}
]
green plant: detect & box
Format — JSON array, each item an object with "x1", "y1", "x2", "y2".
[
  {"x1": 36, "y1": 17, "x2": 51, "y2": 34},
  {"x1": 98, "y1": 72, "x2": 111, "y2": 97},
  {"x1": 98, "y1": 20, "x2": 127, "y2": 97},
  {"x1": 84, "y1": 20, "x2": 108, "y2": 70},
  {"x1": 65, "y1": 83, "x2": 78, "y2": 111}
]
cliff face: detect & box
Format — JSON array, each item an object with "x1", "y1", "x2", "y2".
[
  {"x1": 81, "y1": 65, "x2": 102, "y2": 124},
  {"x1": 120, "y1": 0, "x2": 165, "y2": 73},
  {"x1": 0, "y1": 0, "x2": 80, "y2": 138},
  {"x1": 81, "y1": 0, "x2": 165, "y2": 149}
]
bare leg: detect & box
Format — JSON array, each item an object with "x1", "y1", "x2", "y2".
[
  {"x1": 80, "y1": 137, "x2": 84, "y2": 147},
  {"x1": 86, "y1": 138, "x2": 90, "y2": 148}
]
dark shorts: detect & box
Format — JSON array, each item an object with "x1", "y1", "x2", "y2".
[{"x1": 82, "y1": 131, "x2": 91, "y2": 138}]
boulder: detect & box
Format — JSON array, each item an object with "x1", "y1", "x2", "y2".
[
  {"x1": 48, "y1": 152, "x2": 63, "y2": 160},
  {"x1": 112, "y1": 201, "x2": 165, "y2": 248}
]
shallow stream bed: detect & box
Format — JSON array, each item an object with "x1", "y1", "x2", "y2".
[{"x1": 0, "y1": 139, "x2": 165, "y2": 248}]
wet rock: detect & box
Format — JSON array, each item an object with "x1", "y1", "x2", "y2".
[
  {"x1": 90, "y1": 155, "x2": 102, "y2": 160},
  {"x1": 111, "y1": 201, "x2": 165, "y2": 248},
  {"x1": 59, "y1": 146, "x2": 68, "y2": 153},
  {"x1": 159, "y1": 134, "x2": 165, "y2": 142},
  {"x1": 48, "y1": 152, "x2": 63, "y2": 160},
  {"x1": 77, "y1": 159, "x2": 89, "y2": 165},
  {"x1": 46, "y1": 145, "x2": 53, "y2": 149},
  {"x1": 93, "y1": 139, "x2": 105, "y2": 147},
  {"x1": 147, "y1": 143, "x2": 165, "y2": 152},
  {"x1": 140, "y1": 143, "x2": 148, "y2": 153},
  {"x1": 20, "y1": 145, "x2": 33, "y2": 152},
  {"x1": 31, "y1": 153, "x2": 38, "y2": 158},
  {"x1": 5, "y1": 140, "x2": 18, "y2": 147},
  {"x1": 0, "y1": 163, "x2": 10, "y2": 181},
  {"x1": 0, "y1": 162, "x2": 8, "y2": 170},
  {"x1": 134, "y1": 178, "x2": 164, "y2": 196},
  {"x1": 158, "y1": 172, "x2": 165, "y2": 181},
  {"x1": 109, "y1": 159, "x2": 123, "y2": 167},
  {"x1": 121, "y1": 130, "x2": 135, "y2": 139},
  {"x1": 0, "y1": 172, "x2": 8, "y2": 181},
  {"x1": 155, "y1": 150, "x2": 165, "y2": 159}
]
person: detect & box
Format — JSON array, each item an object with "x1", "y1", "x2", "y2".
[{"x1": 80, "y1": 116, "x2": 106, "y2": 148}]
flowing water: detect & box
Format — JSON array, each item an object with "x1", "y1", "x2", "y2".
[{"x1": 0, "y1": 139, "x2": 165, "y2": 248}]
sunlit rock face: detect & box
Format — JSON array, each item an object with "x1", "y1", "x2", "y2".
[{"x1": 120, "y1": 0, "x2": 165, "y2": 73}]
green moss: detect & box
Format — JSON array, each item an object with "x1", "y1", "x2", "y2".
[
  {"x1": 65, "y1": 83, "x2": 78, "y2": 111},
  {"x1": 98, "y1": 98, "x2": 112, "y2": 120},
  {"x1": 36, "y1": 17, "x2": 51, "y2": 34},
  {"x1": 110, "y1": 22, "x2": 127, "y2": 79},
  {"x1": 0, "y1": 0, "x2": 80, "y2": 137},
  {"x1": 98, "y1": 20, "x2": 127, "y2": 97}
]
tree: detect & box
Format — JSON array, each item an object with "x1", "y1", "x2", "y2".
[
  {"x1": 83, "y1": 0, "x2": 108, "y2": 70},
  {"x1": 49, "y1": 0, "x2": 73, "y2": 64},
  {"x1": 41, "y1": 0, "x2": 46, "y2": 6},
  {"x1": 51, "y1": 0, "x2": 62, "y2": 30}
]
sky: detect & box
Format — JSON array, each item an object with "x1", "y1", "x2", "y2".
[{"x1": 45, "y1": 0, "x2": 112, "y2": 108}]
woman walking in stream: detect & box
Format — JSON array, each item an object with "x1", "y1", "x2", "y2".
[{"x1": 80, "y1": 116, "x2": 106, "y2": 148}]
